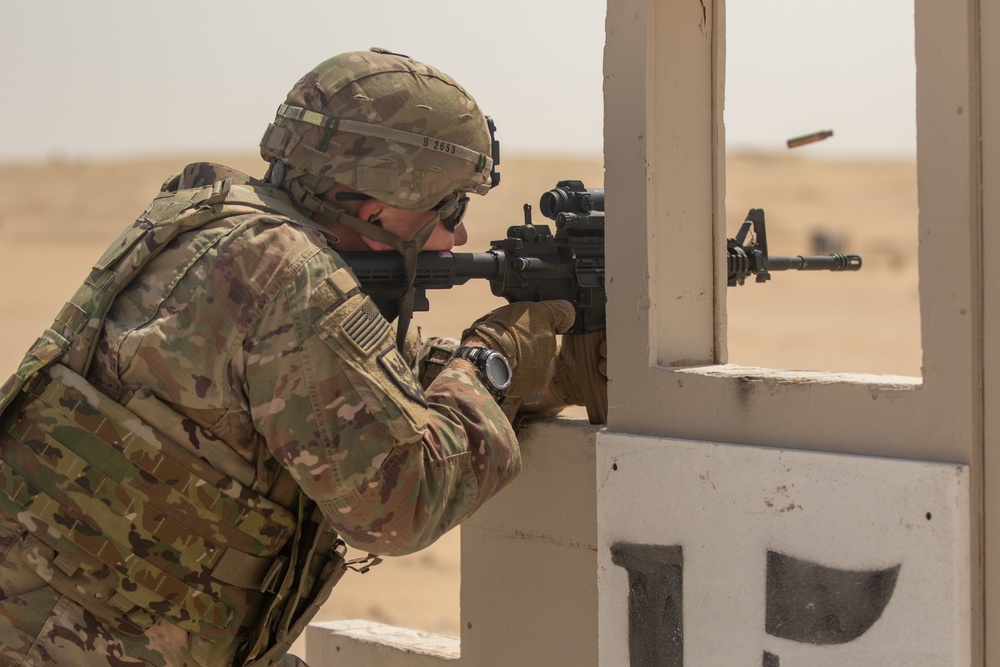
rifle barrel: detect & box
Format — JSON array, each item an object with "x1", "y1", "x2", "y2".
[{"x1": 768, "y1": 253, "x2": 862, "y2": 272}]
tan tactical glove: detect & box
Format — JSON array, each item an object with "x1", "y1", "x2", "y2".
[
  {"x1": 550, "y1": 330, "x2": 609, "y2": 424},
  {"x1": 463, "y1": 300, "x2": 576, "y2": 399}
]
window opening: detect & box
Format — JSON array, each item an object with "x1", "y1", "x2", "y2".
[{"x1": 724, "y1": 0, "x2": 920, "y2": 376}]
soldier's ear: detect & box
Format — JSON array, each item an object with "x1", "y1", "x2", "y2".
[
  {"x1": 357, "y1": 198, "x2": 384, "y2": 224},
  {"x1": 355, "y1": 198, "x2": 391, "y2": 251}
]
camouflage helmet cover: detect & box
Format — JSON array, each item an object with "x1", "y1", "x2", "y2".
[{"x1": 260, "y1": 48, "x2": 497, "y2": 212}]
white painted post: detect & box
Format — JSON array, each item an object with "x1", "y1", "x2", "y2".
[
  {"x1": 982, "y1": 0, "x2": 1000, "y2": 660},
  {"x1": 600, "y1": 0, "x2": 990, "y2": 664}
]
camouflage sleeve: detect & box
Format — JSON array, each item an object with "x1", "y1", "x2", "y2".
[{"x1": 244, "y1": 247, "x2": 519, "y2": 556}]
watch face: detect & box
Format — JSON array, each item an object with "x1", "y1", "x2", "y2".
[{"x1": 483, "y1": 353, "x2": 513, "y2": 390}]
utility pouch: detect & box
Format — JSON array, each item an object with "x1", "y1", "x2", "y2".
[{"x1": 0, "y1": 362, "x2": 298, "y2": 644}]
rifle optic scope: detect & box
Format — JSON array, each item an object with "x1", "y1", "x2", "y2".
[{"x1": 539, "y1": 180, "x2": 605, "y2": 219}]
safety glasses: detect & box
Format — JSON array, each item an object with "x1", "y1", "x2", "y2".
[
  {"x1": 434, "y1": 194, "x2": 470, "y2": 233},
  {"x1": 336, "y1": 192, "x2": 470, "y2": 233}
]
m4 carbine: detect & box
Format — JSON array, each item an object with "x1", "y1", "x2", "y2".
[{"x1": 340, "y1": 180, "x2": 862, "y2": 423}]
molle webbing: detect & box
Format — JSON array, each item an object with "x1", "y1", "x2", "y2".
[
  {"x1": 0, "y1": 177, "x2": 241, "y2": 412},
  {"x1": 0, "y1": 362, "x2": 298, "y2": 639},
  {"x1": 0, "y1": 175, "x2": 322, "y2": 420},
  {"x1": 0, "y1": 171, "x2": 348, "y2": 659}
]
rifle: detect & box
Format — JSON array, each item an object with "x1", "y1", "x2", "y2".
[{"x1": 341, "y1": 179, "x2": 862, "y2": 423}]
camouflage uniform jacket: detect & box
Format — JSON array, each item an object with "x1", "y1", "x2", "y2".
[{"x1": 0, "y1": 163, "x2": 520, "y2": 666}]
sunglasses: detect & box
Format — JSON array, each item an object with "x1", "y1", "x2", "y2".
[
  {"x1": 335, "y1": 192, "x2": 470, "y2": 233},
  {"x1": 435, "y1": 194, "x2": 470, "y2": 233}
]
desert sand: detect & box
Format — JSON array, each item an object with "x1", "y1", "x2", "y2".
[{"x1": 0, "y1": 152, "x2": 920, "y2": 647}]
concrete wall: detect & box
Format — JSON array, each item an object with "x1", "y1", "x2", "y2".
[
  {"x1": 982, "y1": 0, "x2": 1000, "y2": 658},
  {"x1": 598, "y1": 435, "x2": 971, "y2": 665},
  {"x1": 306, "y1": 418, "x2": 602, "y2": 666},
  {"x1": 605, "y1": 0, "x2": 981, "y2": 464},
  {"x1": 602, "y1": 0, "x2": 991, "y2": 663}
]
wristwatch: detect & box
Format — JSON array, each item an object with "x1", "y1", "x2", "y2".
[{"x1": 451, "y1": 346, "x2": 513, "y2": 401}]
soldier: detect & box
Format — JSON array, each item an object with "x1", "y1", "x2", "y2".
[{"x1": 0, "y1": 49, "x2": 581, "y2": 666}]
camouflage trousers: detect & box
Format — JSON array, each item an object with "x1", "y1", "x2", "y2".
[{"x1": 0, "y1": 519, "x2": 307, "y2": 667}]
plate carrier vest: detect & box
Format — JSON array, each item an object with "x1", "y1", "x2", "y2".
[{"x1": 0, "y1": 168, "x2": 374, "y2": 666}]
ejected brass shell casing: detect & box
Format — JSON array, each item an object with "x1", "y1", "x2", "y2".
[{"x1": 787, "y1": 130, "x2": 834, "y2": 148}]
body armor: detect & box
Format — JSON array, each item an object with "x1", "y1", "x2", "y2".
[{"x1": 0, "y1": 169, "x2": 355, "y2": 666}]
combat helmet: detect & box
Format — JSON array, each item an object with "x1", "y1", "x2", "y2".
[
  {"x1": 260, "y1": 48, "x2": 500, "y2": 345},
  {"x1": 260, "y1": 47, "x2": 499, "y2": 230}
]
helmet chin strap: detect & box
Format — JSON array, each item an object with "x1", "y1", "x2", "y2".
[
  {"x1": 391, "y1": 217, "x2": 439, "y2": 349},
  {"x1": 285, "y1": 177, "x2": 439, "y2": 351}
]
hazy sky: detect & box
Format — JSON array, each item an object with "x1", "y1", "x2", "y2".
[{"x1": 0, "y1": 1, "x2": 916, "y2": 162}]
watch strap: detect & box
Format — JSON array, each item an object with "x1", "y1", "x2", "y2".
[{"x1": 451, "y1": 346, "x2": 510, "y2": 401}]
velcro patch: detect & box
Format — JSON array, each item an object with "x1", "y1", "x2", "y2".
[
  {"x1": 261, "y1": 124, "x2": 288, "y2": 151},
  {"x1": 326, "y1": 267, "x2": 358, "y2": 297},
  {"x1": 342, "y1": 299, "x2": 390, "y2": 355},
  {"x1": 356, "y1": 166, "x2": 399, "y2": 193},
  {"x1": 378, "y1": 348, "x2": 426, "y2": 406}
]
